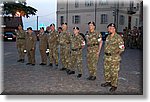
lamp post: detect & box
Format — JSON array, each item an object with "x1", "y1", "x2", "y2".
[{"x1": 113, "y1": 2, "x2": 119, "y2": 31}]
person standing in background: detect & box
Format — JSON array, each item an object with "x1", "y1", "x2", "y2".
[
  {"x1": 86, "y1": 21, "x2": 103, "y2": 81},
  {"x1": 26, "y1": 27, "x2": 37, "y2": 66},
  {"x1": 101, "y1": 23, "x2": 125, "y2": 92},
  {"x1": 38, "y1": 27, "x2": 48, "y2": 65},
  {"x1": 15, "y1": 24, "x2": 26, "y2": 63}
]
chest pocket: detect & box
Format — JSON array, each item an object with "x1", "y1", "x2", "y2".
[
  {"x1": 106, "y1": 37, "x2": 119, "y2": 53},
  {"x1": 89, "y1": 34, "x2": 98, "y2": 45}
]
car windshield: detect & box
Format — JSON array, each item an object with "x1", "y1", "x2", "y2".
[{"x1": 5, "y1": 32, "x2": 13, "y2": 35}]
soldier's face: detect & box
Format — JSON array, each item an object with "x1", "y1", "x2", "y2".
[
  {"x1": 18, "y1": 26, "x2": 22, "y2": 30},
  {"x1": 62, "y1": 24, "x2": 67, "y2": 31},
  {"x1": 27, "y1": 30, "x2": 32, "y2": 34},
  {"x1": 73, "y1": 29, "x2": 79, "y2": 35},
  {"x1": 40, "y1": 29, "x2": 44, "y2": 33},
  {"x1": 88, "y1": 24, "x2": 95, "y2": 31},
  {"x1": 108, "y1": 27, "x2": 116, "y2": 33},
  {"x1": 50, "y1": 26, "x2": 55, "y2": 31}
]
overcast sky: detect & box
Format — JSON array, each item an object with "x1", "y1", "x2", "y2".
[{"x1": 22, "y1": 0, "x2": 57, "y2": 30}]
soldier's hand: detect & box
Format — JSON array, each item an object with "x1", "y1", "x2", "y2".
[
  {"x1": 97, "y1": 52, "x2": 100, "y2": 58},
  {"x1": 32, "y1": 48, "x2": 34, "y2": 50}
]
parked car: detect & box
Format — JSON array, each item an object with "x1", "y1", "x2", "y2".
[{"x1": 4, "y1": 32, "x2": 16, "y2": 41}]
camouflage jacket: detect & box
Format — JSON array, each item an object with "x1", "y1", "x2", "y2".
[
  {"x1": 39, "y1": 32, "x2": 48, "y2": 50},
  {"x1": 86, "y1": 31, "x2": 102, "y2": 47},
  {"x1": 25, "y1": 32, "x2": 37, "y2": 50},
  {"x1": 104, "y1": 33, "x2": 125, "y2": 55},
  {"x1": 15, "y1": 30, "x2": 26, "y2": 42},
  {"x1": 71, "y1": 33, "x2": 84, "y2": 51},
  {"x1": 59, "y1": 31, "x2": 71, "y2": 48},
  {"x1": 47, "y1": 30, "x2": 59, "y2": 47}
]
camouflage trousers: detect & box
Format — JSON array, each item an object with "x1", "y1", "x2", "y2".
[
  {"x1": 60, "y1": 46, "x2": 71, "y2": 69},
  {"x1": 70, "y1": 50, "x2": 83, "y2": 74},
  {"x1": 40, "y1": 49, "x2": 47, "y2": 64},
  {"x1": 17, "y1": 42, "x2": 25, "y2": 60},
  {"x1": 104, "y1": 59, "x2": 120, "y2": 87},
  {"x1": 49, "y1": 47, "x2": 58, "y2": 65},
  {"x1": 87, "y1": 46, "x2": 99, "y2": 76},
  {"x1": 27, "y1": 49, "x2": 35, "y2": 64}
]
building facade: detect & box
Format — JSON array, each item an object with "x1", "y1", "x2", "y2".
[{"x1": 57, "y1": 0, "x2": 143, "y2": 33}]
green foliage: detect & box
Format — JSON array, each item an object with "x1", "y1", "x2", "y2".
[{"x1": 3, "y1": 2, "x2": 37, "y2": 18}]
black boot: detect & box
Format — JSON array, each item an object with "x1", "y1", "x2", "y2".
[
  {"x1": 86, "y1": 76, "x2": 93, "y2": 80},
  {"x1": 60, "y1": 67, "x2": 66, "y2": 71},
  {"x1": 77, "y1": 74, "x2": 82, "y2": 78},
  {"x1": 90, "y1": 76, "x2": 96, "y2": 80},
  {"x1": 101, "y1": 82, "x2": 112, "y2": 87},
  {"x1": 68, "y1": 71, "x2": 75, "y2": 75},
  {"x1": 49, "y1": 63, "x2": 53, "y2": 66},
  {"x1": 109, "y1": 86, "x2": 117, "y2": 92},
  {"x1": 26, "y1": 63, "x2": 31, "y2": 65},
  {"x1": 17, "y1": 59, "x2": 22, "y2": 62}
]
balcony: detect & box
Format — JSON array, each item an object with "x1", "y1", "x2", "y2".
[{"x1": 127, "y1": 7, "x2": 137, "y2": 15}]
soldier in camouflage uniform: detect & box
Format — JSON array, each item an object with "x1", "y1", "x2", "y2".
[
  {"x1": 26, "y1": 27, "x2": 37, "y2": 66},
  {"x1": 67, "y1": 27, "x2": 85, "y2": 78},
  {"x1": 15, "y1": 24, "x2": 26, "y2": 63},
  {"x1": 47, "y1": 24, "x2": 59, "y2": 67},
  {"x1": 38, "y1": 27, "x2": 48, "y2": 65},
  {"x1": 131, "y1": 26, "x2": 139, "y2": 48},
  {"x1": 101, "y1": 23, "x2": 125, "y2": 92},
  {"x1": 86, "y1": 21, "x2": 103, "y2": 80},
  {"x1": 59, "y1": 23, "x2": 71, "y2": 72}
]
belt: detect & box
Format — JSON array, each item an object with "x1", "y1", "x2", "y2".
[
  {"x1": 105, "y1": 52, "x2": 112, "y2": 56},
  {"x1": 87, "y1": 43, "x2": 99, "y2": 47},
  {"x1": 72, "y1": 48, "x2": 82, "y2": 51}
]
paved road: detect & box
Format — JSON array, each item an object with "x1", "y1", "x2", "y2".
[{"x1": 2, "y1": 41, "x2": 143, "y2": 95}]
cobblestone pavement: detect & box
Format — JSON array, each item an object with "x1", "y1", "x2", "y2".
[{"x1": 2, "y1": 41, "x2": 143, "y2": 95}]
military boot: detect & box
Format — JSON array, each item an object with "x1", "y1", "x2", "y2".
[
  {"x1": 101, "y1": 82, "x2": 111, "y2": 87},
  {"x1": 109, "y1": 86, "x2": 117, "y2": 92},
  {"x1": 77, "y1": 74, "x2": 82, "y2": 78},
  {"x1": 17, "y1": 59, "x2": 22, "y2": 62},
  {"x1": 68, "y1": 71, "x2": 75, "y2": 75},
  {"x1": 87, "y1": 76, "x2": 96, "y2": 80}
]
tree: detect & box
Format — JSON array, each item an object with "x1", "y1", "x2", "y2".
[{"x1": 2, "y1": 1, "x2": 37, "y2": 18}]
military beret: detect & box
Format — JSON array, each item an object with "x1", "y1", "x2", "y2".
[
  {"x1": 88, "y1": 21, "x2": 96, "y2": 26},
  {"x1": 18, "y1": 24, "x2": 23, "y2": 27},
  {"x1": 40, "y1": 27, "x2": 44, "y2": 30},
  {"x1": 50, "y1": 23, "x2": 55, "y2": 27},
  {"x1": 27, "y1": 27, "x2": 32, "y2": 30},
  {"x1": 61, "y1": 22, "x2": 67, "y2": 26},
  {"x1": 73, "y1": 27, "x2": 79, "y2": 30},
  {"x1": 107, "y1": 23, "x2": 116, "y2": 28}
]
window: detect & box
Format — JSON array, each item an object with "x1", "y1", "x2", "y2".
[
  {"x1": 99, "y1": 0, "x2": 108, "y2": 5},
  {"x1": 75, "y1": 0, "x2": 79, "y2": 8},
  {"x1": 85, "y1": 0, "x2": 94, "y2": 7},
  {"x1": 60, "y1": 16, "x2": 64, "y2": 25},
  {"x1": 72, "y1": 15, "x2": 80, "y2": 24},
  {"x1": 135, "y1": 18, "x2": 138, "y2": 26},
  {"x1": 101, "y1": 14, "x2": 108, "y2": 24},
  {"x1": 119, "y1": 15, "x2": 125, "y2": 25},
  {"x1": 121, "y1": 2, "x2": 124, "y2": 7},
  {"x1": 136, "y1": 3, "x2": 139, "y2": 10}
]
